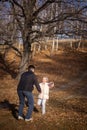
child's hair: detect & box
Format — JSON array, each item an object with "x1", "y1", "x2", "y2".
[{"x1": 42, "y1": 76, "x2": 48, "y2": 82}]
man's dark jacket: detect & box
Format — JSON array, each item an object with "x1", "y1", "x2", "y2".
[{"x1": 17, "y1": 70, "x2": 41, "y2": 92}]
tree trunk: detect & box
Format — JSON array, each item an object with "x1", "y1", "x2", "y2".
[
  {"x1": 56, "y1": 37, "x2": 59, "y2": 51},
  {"x1": 18, "y1": 39, "x2": 31, "y2": 79},
  {"x1": 19, "y1": 52, "x2": 29, "y2": 73},
  {"x1": 78, "y1": 36, "x2": 82, "y2": 49},
  {"x1": 70, "y1": 41, "x2": 73, "y2": 48},
  {"x1": 50, "y1": 37, "x2": 55, "y2": 56}
]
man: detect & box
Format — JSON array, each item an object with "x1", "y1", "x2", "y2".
[{"x1": 17, "y1": 65, "x2": 41, "y2": 121}]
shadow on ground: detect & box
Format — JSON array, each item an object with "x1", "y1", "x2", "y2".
[
  {"x1": 0, "y1": 99, "x2": 39, "y2": 120},
  {"x1": 0, "y1": 99, "x2": 18, "y2": 119}
]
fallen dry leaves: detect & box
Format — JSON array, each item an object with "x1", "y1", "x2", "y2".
[{"x1": 0, "y1": 50, "x2": 87, "y2": 130}]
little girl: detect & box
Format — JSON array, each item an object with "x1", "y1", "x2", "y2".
[{"x1": 37, "y1": 77, "x2": 54, "y2": 115}]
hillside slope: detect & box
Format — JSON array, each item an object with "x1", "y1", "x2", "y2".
[{"x1": 0, "y1": 50, "x2": 87, "y2": 130}]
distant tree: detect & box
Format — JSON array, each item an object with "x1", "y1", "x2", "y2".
[{"x1": 0, "y1": 0, "x2": 87, "y2": 78}]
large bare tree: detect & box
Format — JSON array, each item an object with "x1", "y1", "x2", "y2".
[{"x1": 0, "y1": 0, "x2": 87, "y2": 78}]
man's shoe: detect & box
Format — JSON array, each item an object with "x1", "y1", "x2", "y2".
[
  {"x1": 25, "y1": 118, "x2": 33, "y2": 122},
  {"x1": 18, "y1": 116, "x2": 24, "y2": 120}
]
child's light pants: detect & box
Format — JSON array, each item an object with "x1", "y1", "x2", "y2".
[{"x1": 37, "y1": 99, "x2": 46, "y2": 114}]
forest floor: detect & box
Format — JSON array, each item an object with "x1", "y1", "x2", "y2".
[{"x1": 0, "y1": 49, "x2": 87, "y2": 130}]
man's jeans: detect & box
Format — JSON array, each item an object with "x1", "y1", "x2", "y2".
[
  {"x1": 37, "y1": 98, "x2": 46, "y2": 114},
  {"x1": 17, "y1": 90, "x2": 34, "y2": 119}
]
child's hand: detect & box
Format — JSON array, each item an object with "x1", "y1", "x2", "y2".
[{"x1": 48, "y1": 82, "x2": 54, "y2": 88}]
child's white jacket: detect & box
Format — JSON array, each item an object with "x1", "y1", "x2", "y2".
[{"x1": 38, "y1": 83, "x2": 49, "y2": 99}]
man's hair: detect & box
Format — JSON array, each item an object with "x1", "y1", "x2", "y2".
[{"x1": 28, "y1": 65, "x2": 35, "y2": 70}]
